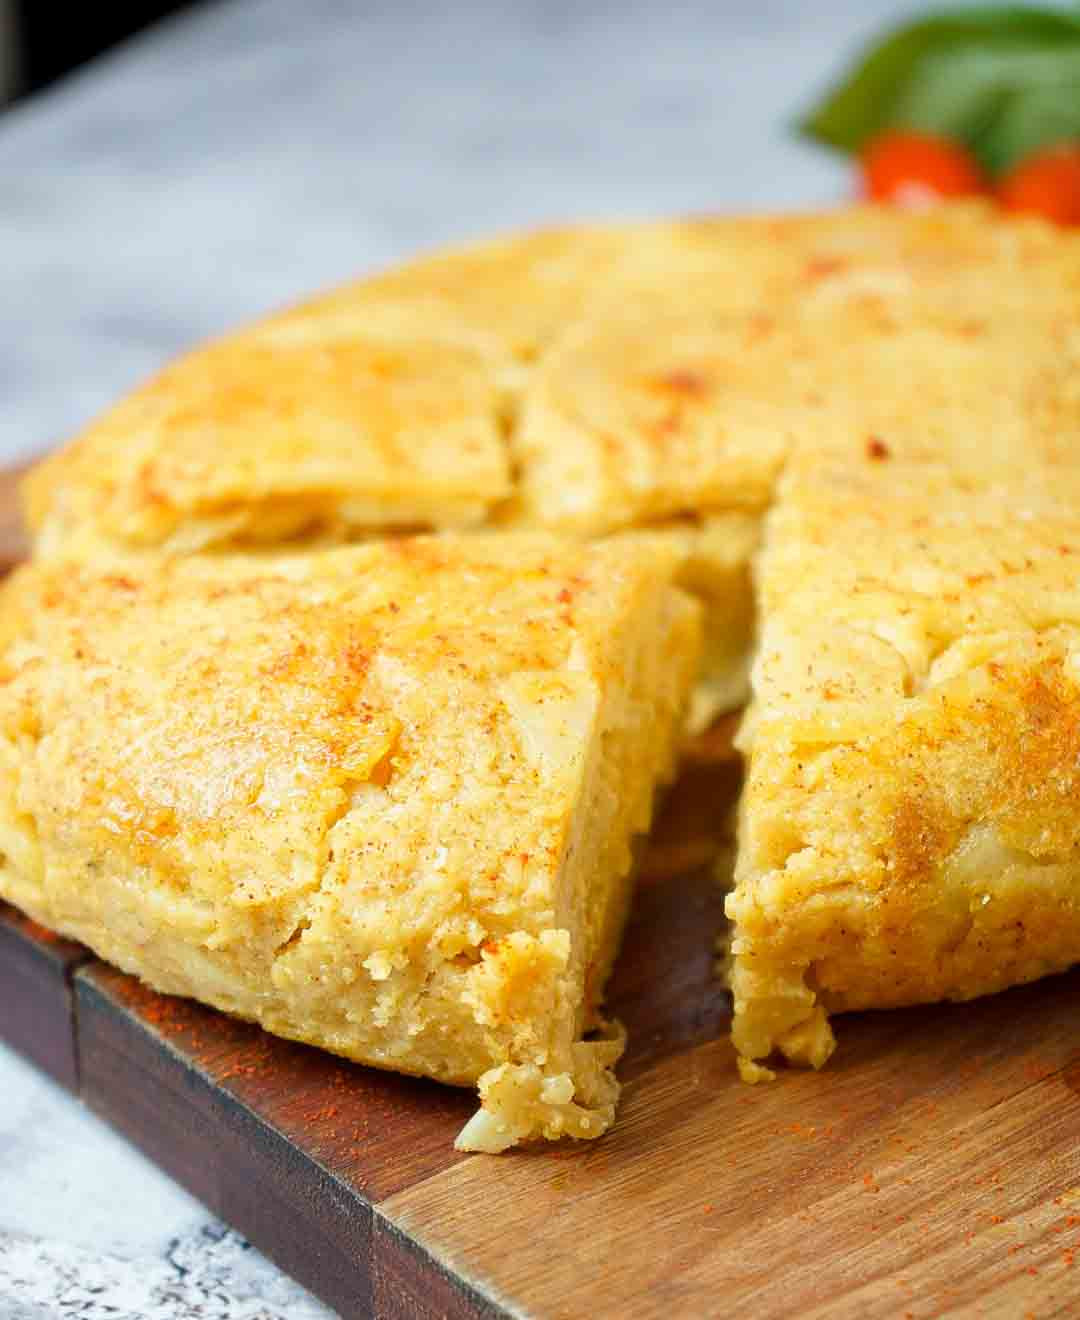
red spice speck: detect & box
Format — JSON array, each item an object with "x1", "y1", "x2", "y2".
[
  {"x1": 653, "y1": 368, "x2": 710, "y2": 397},
  {"x1": 804, "y1": 256, "x2": 848, "y2": 280},
  {"x1": 866, "y1": 436, "x2": 891, "y2": 461},
  {"x1": 23, "y1": 919, "x2": 62, "y2": 944}
]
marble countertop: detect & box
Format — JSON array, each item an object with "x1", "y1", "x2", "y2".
[{"x1": 1, "y1": 0, "x2": 915, "y2": 1313}]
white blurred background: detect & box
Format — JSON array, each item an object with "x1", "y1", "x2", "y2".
[{"x1": 0, "y1": 0, "x2": 927, "y2": 469}]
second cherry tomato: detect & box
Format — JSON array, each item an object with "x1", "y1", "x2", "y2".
[
  {"x1": 860, "y1": 131, "x2": 988, "y2": 206},
  {"x1": 998, "y1": 142, "x2": 1080, "y2": 226}
]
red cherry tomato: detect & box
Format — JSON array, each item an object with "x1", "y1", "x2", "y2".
[
  {"x1": 859, "y1": 131, "x2": 988, "y2": 207},
  {"x1": 998, "y1": 142, "x2": 1080, "y2": 227}
]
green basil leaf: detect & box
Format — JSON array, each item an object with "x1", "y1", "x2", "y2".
[
  {"x1": 889, "y1": 44, "x2": 1080, "y2": 168},
  {"x1": 799, "y1": 6, "x2": 1080, "y2": 154},
  {"x1": 891, "y1": 48, "x2": 1040, "y2": 141},
  {"x1": 980, "y1": 80, "x2": 1080, "y2": 172}
]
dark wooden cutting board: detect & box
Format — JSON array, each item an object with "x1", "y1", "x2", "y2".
[{"x1": 3, "y1": 467, "x2": 1080, "y2": 1319}]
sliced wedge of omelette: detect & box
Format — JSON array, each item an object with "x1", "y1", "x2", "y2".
[
  {"x1": 728, "y1": 459, "x2": 1080, "y2": 1076},
  {"x1": 0, "y1": 536, "x2": 699, "y2": 1150}
]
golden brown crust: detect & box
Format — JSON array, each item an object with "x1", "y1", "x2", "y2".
[
  {"x1": 23, "y1": 322, "x2": 512, "y2": 552},
  {"x1": 26, "y1": 202, "x2": 1080, "y2": 746},
  {"x1": 27, "y1": 202, "x2": 1080, "y2": 556}
]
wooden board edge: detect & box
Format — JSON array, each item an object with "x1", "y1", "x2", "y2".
[
  {"x1": 71, "y1": 962, "x2": 510, "y2": 1319},
  {"x1": 0, "y1": 903, "x2": 90, "y2": 1090},
  {"x1": 0, "y1": 927, "x2": 509, "y2": 1320},
  {"x1": 372, "y1": 1211, "x2": 514, "y2": 1320},
  {"x1": 73, "y1": 964, "x2": 375, "y2": 1318}
]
